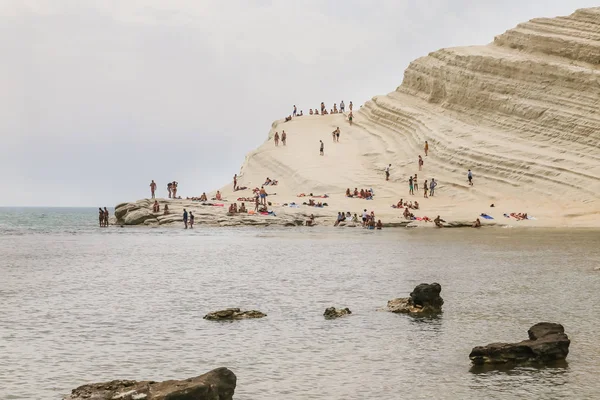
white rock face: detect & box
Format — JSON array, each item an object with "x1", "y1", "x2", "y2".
[{"x1": 116, "y1": 8, "x2": 600, "y2": 228}]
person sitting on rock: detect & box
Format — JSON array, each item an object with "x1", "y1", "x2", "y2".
[
  {"x1": 152, "y1": 200, "x2": 160, "y2": 213},
  {"x1": 285, "y1": 115, "x2": 292, "y2": 122},
  {"x1": 200, "y1": 192, "x2": 208, "y2": 201},
  {"x1": 403, "y1": 207, "x2": 411, "y2": 220},
  {"x1": 351, "y1": 213, "x2": 359, "y2": 223},
  {"x1": 163, "y1": 204, "x2": 169, "y2": 215},
  {"x1": 434, "y1": 215, "x2": 445, "y2": 228},
  {"x1": 215, "y1": 191, "x2": 222, "y2": 201},
  {"x1": 315, "y1": 109, "x2": 319, "y2": 115},
  {"x1": 309, "y1": 109, "x2": 313, "y2": 115},
  {"x1": 306, "y1": 214, "x2": 315, "y2": 226},
  {"x1": 359, "y1": 189, "x2": 365, "y2": 198},
  {"x1": 299, "y1": 110, "x2": 303, "y2": 116},
  {"x1": 376, "y1": 220, "x2": 383, "y2": 230},
  {"x1": 239, "y1": 203, "x2": 247, "y2": 213},
  {"x1": 472, "y1": 218, "x2": 481, "y2": 228}
]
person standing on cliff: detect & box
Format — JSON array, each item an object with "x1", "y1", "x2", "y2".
[
  {"x1": 340, "y1": 100, "x2": 345, "y2": 112},
  {"x1": 150, "y1": 180, "x2": 157, "y2": 199},
  {"x1": 172, "y1": 181, "x2": 178, "y2": 198},
  {"x1": 281, "y1": 131, "x2": 287, "y2": 146},
  {"x1": 385, "y1": 164, "x2": 391, "y2": 181},
  {"x1": 430, "y1": 178, "x2": 437, "y2": 196},
  {"x1": 424, "y1": 141, "x2": 429, "y2": 156},
  {"x1": 418, "y1": 155, "x2": 424, "y2": 171},
  {"x1": 233, "y1": 174, "x2": 237, "y2": 190},
  {"x1": 349, "y1": 101, "x2": 353, "y2": 111},
  {"x1": 274, "y1": 132, "x2": 280, "y2": 146},
  {"x1": 167, "y1": 182, "x2": 172, "y2": 198},
  {"x1": 183, "y1": 208, "x2": 188, "y2": 229},
  {"x1": 293, "y1": 105, "x2": 297, "y2": 117}
]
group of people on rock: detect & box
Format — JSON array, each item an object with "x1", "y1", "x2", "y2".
[
  {"x1": 263, "y1": 177, "x2": 278, "y2": 186},
  {"x1": 273, "y1": 131, "x2": 287, "y2": 146},
  {"x1": 167, "y1": 181, "x2": 179, "y2": 199},
  {"x1": 333, "y1": 210, "x2": 381, "y2": 229},
  {"x1": 393, "y1": 199, "x2": 420, "y2": 210},
  {"x1": 152, "y1": 200, "x2": 170, "y2": 215},
  {"x1": 309, "y1": 100, "x2": 352, "y2": 116},
  {"x1": 345, "y1": 188, "x2": 375, "y2": 199},
  {"x1": 98, "y1": 207, "x2": 110, "y2": 227},
  {"x1": 409, "y1": 176, "x2": 437, "y2": 197},
  {"x1": 228, "y1": 202, "x2": 248, "y2": 214}
]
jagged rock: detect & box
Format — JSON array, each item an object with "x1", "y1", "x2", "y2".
[
  {"x1": 203, "y1": 308, "x2": 266, "y2": 321},
  {"x1": 64, "y1": 367, "x2": 236, "y2": 400},
  {"x1": 386, "y1": 282, "x2": 443, "y2": 314},
  {"x1": 324, "y1": 307, "x2": 352, "y2": 319},
  {"x1": 469, "y1": 322, "x2": 570, "y2": 365}
]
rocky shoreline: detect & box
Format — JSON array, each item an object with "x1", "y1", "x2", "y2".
[{"x1": 113, "y1": 198, "x2": 498, "y2": 229}]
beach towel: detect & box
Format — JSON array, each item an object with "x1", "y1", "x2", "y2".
[
  {"x1": 527, "y1": 216, "x2": 537, "y2": 220},
  {"x1": 480, "y1": 213, "x2": 494, "y2": 220},
  {"x1": 248, "y1": 210, "x2": 256, "y2": 215},
  {"x1": 288, "y1": 204, "x2": 300, "y2": 208}
]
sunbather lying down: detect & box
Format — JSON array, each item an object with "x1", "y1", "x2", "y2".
[{"x1": 507, "y1": 212, "x2": 529, "y2": 220}]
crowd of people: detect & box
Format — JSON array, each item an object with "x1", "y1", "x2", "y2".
[{"x1": 345, "y1": 188, "x2": 374, "y2": 200}]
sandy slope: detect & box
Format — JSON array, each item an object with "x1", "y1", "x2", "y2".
[
  {"x1": 215, "y1": 7, "x2": 600, "y2": 228},
  {"x1": 117, "y1": 7, "x2": 600, "y2": 228}
]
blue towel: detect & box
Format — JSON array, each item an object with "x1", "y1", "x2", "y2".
[{"x1": 480, "y1": 214, "x2": 494, "y2": 220}]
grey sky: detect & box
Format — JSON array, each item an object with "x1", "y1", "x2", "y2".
[{"x1": 1, "y1": 0, "x2": 596, "y2": 206}]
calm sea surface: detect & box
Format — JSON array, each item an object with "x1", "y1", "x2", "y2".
[{"x1": 1, "y1": 208, "x2": 600, "y2": 399}]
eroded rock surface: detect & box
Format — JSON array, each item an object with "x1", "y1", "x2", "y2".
[
  {"x1": 469, "y1": 322, "x2": 570, "y2": 365},
  {"x1": 386, "y1": 282, "x2": 444, "y2": 314},
  {"x1": 64, "y1": 367, "x2": 236, "y2": 400},
  {"x1": 323, "y1": 307, "x2": 352, "y2": 319},
  {"x1": 203, "y1": 308, "x2": 267, "y2": 321}
]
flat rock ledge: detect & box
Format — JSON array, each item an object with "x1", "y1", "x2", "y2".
[
  {"x1": 203, "y1": 308, "x2": 267, "y2": 321},
  {"x1": 469, "y1": 322, "x2": 570, "y2": 365},
  {"x1": 323, "y1": 307, "x2": 352, "y2": 319},
  {"x1": 386, "y1": 283, "x2": 444, "y2": 314},
  {"x1": 63, "y1": 367, "x2": 236, "y2": 400}
]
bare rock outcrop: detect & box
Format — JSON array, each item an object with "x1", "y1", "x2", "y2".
[
  {"x1": 469, "y1": 322, "x2": 570, "y2": 365},
  {"x1": 386, "y1": 283, "x2": 444, "y2": 314},
  {"x1": 323, "y1": 307, "x2": 352, "y2": 319},
  {"x1": 64, "y1": 367, "x2": 236, "y2": 400},
  {"x1": 203, "y1": 308, "x2": 266, "y2": 321}
]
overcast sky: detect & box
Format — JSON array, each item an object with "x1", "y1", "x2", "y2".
[{"x1": 1, "y1": 0, "x2": 597, "y2": 206}]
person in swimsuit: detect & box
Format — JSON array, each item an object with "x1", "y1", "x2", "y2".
[
  {"x1": 320, "y1": 140, "x2": 324, "y2": 156},
  {"x1": 183, "y1": 209, "x2": 188, "y2": 229},
  {"x1": 418, "y1": 155, "x2": 423, "y2": 171},
  {"x1": 424, "y1": 180, "x2": 428, "y2": 198},
  {"x1": 362, "y1": 209, "x2": 368, "y2": 226},
  {"x1": 254, "y1": 195, "x2": 260, "y2": 212},
  {"x1": 306, "y1": 214, "x2": 315, "y2": 226},
  {"x1": 321, "y1": 102, "x2": 325, "y2": 114},
  {"x1": 98, "y1": 208, "x2": 104, "y2": 227},
  {"x1": 172, "y1": 181, "x2": 178, "y2": 198},
  {"x1": 309, "y1": 109, "x2": 313, "y2": 115},
  {"x1": 414, "y1": 174, "x2": 418, "y2": 191},
  {"x1": 424, "y1": 141, "x2": 429, "y2": 156},
  {"x1": 259, "y1": 187, "x2": 267, "y2": 205},
  {"x1": 335, "y1": 127, "x2": 340, "y2": 142},
  {"x1": 167, "y1": 182, "x2": 172, "y2": 198},
  {"x1": 468, "y1": 169, "x2": 473, "y2": 186},
  {"x1": 430, "y1": 178, "x2": 437, "y2": 196},
  {"x1": 200, "y1": 192, "x2": 207, "y2": 201},
  {"x1": 409, "y1": 176, "x2": 414, "y2": 195},
  {"x1": 215, "y1": 191, "x2": 222, "y2": 201},
  {"x1": 385, "y1": 164, "x2": 391, "y2": 181},
  {"x1": 233, "y1": 174, "x2": 237, "y2": 190},
  {"x1": 348, "y1": 111, "x2": 353, "y2": 125},
  {"x1": 163, "y1": 204, "x2": 169, "y2": 215},
  {"x1": 340, "y1": 100, "x2": 345, "y2": 112},
  {"x1": 293, "y1": 105, "x2": 297, "y2": 117},
  {"x1": 376, "y1": 220, "x2": 383, "y2": 230},
  {"x1": 150, "y1": 180, "x2": 157, "y2": 199},
  {"x1": 349, "y1": 101, "x2": 353, "y2": 111},
  {"x1": 103, "y1": 207, "x2": 109, "y2": 226},
  {"x1": 274, "y1": 132, "x2": 280, "y2": 146},
  {"x1": 472, "y1": 218, "x2": 481, "y2": 228},
  {"x1": 281, "y1": 131, "x2": 286, "y2": 146},
  {"x1": 189, "y1": 212, "x2": 194, "y2": 228}
]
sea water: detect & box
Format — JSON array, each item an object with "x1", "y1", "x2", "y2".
[{"x1": 1, "y1": 208, "x2": 600, "y2": 399}]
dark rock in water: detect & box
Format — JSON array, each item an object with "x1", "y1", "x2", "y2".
[
  {"x1": 386, "y1": 282, "x2": 444, "y2": 314},
  {"x1": 203, "y1": 308, "x2": 266, "y2": 321},
  {"x1": 469, "y1": 322, "x2": 570, "y2": 365},
  {"x1": 323, "y1": 307, "x2": 352, "y2": 319},
  {"x1": 64, "y1": 367, "x2": 236, "y2": 400}
]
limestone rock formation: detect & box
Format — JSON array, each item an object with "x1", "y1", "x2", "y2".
[
  {"x1": 203, "y1": 308, "x2": 267, "y2": 321},
  {"x1": 323, "y1": 307, "x2": 352, "y2": 319},
  {"x1": 386, "y1": 283, "x2": 443, "y2": 314},
  {"x1": 469, "y1": 322, "x2": 570, "y2": 365},
  {"x1": 64, "y1": 367, "x2": 236, "y2": 400}
]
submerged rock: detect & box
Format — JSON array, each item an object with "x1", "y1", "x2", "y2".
[
  {"x1": 64, "y1": 367, "x2": 236, "y2": 400},
  {"x1": 469, "y1": 322, "x2": 570, "y2": 365},
  {"x1": 203, "y1": 308, "x2": 266, "y2": 321},
  {"x1": 386, "y1": 282, "x2": 444, "y2": 314},
  {"x1": 323, "y1": 307, "x2": 352, "y2": 319}
]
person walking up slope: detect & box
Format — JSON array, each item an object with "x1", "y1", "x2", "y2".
[
  {"x1": 430, "y1": 178, "x2": 437, "y2": 196},
  {"x1": 319, "y1": 140, "x2": 324, "y2": 156},
  {"x1": 385, "y1": 164, "x2": 391, "y2": 181},
  {"x1": 468, "y1": 169, "x2": 473, "y2": 186}
]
